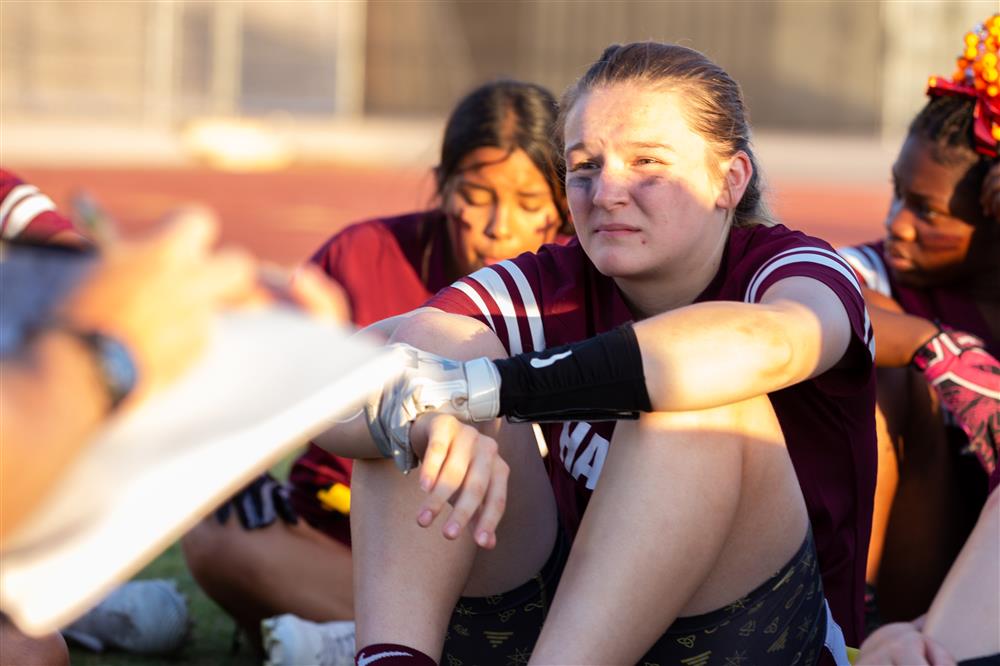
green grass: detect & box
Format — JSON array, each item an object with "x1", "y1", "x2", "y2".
[
  {"x1": 67, "y1": 451, "x2": 304, "y2": 665},
  {"x1": 68, "y1": 542, "x2": 258, "y2": 666}
]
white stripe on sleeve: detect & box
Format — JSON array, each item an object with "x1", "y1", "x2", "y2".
[
  {"x1": 745, "y1": 247, "x2": 862, "y2": 304},
  {"x1": 467, "y1": 267, "x2": 524, "y2": 355},
  {"x1": 496, "y1": 260, "x2": 546, "y2": 353},
  {"x1": 2, "y1": 192, "x2": 57, "y2": 239},
  {"x1": 1, "y1": 184, "x2": 39, "y2": 232},
  {"x1": 859, "y1": 245, "x2": 891, "y2": 296},
  {"x1": 453, "y1": 281, "x2": 498, "y2": 336},
  {"x1": 864, "y1": 308, "x2": 875, "y2": 359},
  {"x1": 836, "y1": 247, "x2": 875, "y2": 286}
]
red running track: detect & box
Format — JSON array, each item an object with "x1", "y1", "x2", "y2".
[{"x1": 21, "y1": 166, "x2": 890, "y2": 265}]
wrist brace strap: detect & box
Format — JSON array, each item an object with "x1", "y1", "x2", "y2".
[{"x1": 493, "y1": 325, "x2": 653, "y2": 423}]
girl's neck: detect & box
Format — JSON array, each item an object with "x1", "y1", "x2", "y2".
[{"x1": 615, "y1": 222, "x2": 731, "y2": 320}]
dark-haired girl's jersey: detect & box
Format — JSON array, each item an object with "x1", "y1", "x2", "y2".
[
  {"x1": 426, "y1": 225, "x2": 877, "y2": 648},
  {"x1": 839, "y1": 241, "x2": 997, "y2": 358},
  {"x1": 289, "y1": 210, "x2": 460, "y2": 545}
]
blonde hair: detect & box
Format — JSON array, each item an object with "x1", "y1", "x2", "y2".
[{"x1": 557, "y1": 42, "x2": 772, "y2": 227}]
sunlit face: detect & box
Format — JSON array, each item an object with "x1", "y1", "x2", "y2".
[
  {"x1": 883, "y1": 136, "x2": 993, "y2": 288},
  {"x1": 563, "y1": 84, "x2": 731, "y2": 285},
  {"x1": 442, "y1": 147, "x2": 561, "y2": 274}
]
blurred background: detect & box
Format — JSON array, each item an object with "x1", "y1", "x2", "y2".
[{"x1": 2, "y1": 0, "x2": 995, "y2": 262}]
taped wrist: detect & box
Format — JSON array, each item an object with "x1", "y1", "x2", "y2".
[{"x1": 493, "y1": 324, "x2": 653, "y2": 422}]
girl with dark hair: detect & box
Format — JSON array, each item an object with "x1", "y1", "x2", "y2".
[
  {"x1": 181, "y1": 79, "x2": 570, "y2": 663},
  {"x1": 319, "y1": 42, "x2": 875, "y2": 665},
  {"x1": 838, "y1": 14, "x2": 1000, "y2": 628}
]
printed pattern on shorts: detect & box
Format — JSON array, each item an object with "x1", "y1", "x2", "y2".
[
  {"x1": 637, "y1": 532, "x2": 828, "y2": 665},
  {"x1": 440, "y1": 526, "x2": 568, "y2": 666}
]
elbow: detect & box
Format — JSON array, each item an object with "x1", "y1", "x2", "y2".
[
  {"x1": 768, "y1": 326, "x2": 799, "y2": 388},
  {"x1": 391, "y1": 310, "x2": 505, "y2": 361},
  {"x1": 757, "y1": 307, "x2": 807, "y2": 388}
]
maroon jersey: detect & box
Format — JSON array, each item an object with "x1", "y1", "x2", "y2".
[
  {"x1": 427, "y1": 224, "x2": 877, "y2": 647},
  {"x1": 0, "y1": 169, "x2": 75, "y2": 242},
  {"x1": 289, "y1": 210, "x2": 457, "y2": 544},
  {"x1": 839, "y1": 241, "x2": 997, "y2": 357}
]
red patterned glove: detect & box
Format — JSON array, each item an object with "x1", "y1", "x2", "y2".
[{"x1": 912, "y1": 330, "x2": 1000, "y2": 476}]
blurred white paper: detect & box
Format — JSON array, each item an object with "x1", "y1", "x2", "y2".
[{"x1": 0, "y1": 308, "x2": 400, "y2": 635}]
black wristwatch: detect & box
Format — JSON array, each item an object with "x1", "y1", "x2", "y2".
[{"x1": 64, "y1": 328, "x2": 138, "y2": 412}]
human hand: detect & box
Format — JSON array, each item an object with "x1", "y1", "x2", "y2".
[
  {"x1": 856, "y1": 622, "x2": 956, "y2": 665},
  {"x1": 240, "y1": 262, "x2": 349, "y2": 322},
  {"x1": 913, "y1": 329, "x2": 1000, "y2": 475},
  {"x1": 365, "y1": 344, "x2": 500, "y2": 472},
  {"x1": 409, "y1": 413, "x2": 509, "y2": 549},
  {"x1": 215, "y1": 472, "x2": 299, "y2": 530},
  {"x1": 981, "y1": 161, "x2": 1000, "y2": 222},
  {"x1": 55, "y1": 207, "x2": 255, "y2": 403}
]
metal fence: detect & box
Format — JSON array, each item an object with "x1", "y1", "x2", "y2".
[{"x1": 1, "y1": 0, "x2": 994, "y2": 135}]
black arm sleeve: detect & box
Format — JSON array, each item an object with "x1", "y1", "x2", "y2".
[{"x1": 493, "y1": 325, "x2": 653, "y2": 423}]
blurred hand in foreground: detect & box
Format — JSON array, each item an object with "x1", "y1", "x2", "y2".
[{"x1": 55, "y1": 207, "x2": 255, "y2": 403}]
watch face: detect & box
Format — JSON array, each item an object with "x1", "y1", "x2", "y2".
[{"x1": 94, "y1": 333, "x2": 138, "y2": 409}]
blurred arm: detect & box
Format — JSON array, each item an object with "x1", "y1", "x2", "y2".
[
  {"x1": 862, "y1": 287, "x2": 939, "y2": 367},
  {"x1": 0, "y1": 330, "x2": 112, "y2": 541}
]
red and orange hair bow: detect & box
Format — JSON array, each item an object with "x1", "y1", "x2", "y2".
[{"x1": 927, "y1": 14, "x2": 1000, "y2": 158}]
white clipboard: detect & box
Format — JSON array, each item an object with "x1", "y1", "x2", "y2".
[{"x1": 0, "y1": 308, "x2": 400, "y2": 635}]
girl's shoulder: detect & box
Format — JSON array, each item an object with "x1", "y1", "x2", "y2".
[{"x1": 701, "y1": 223, "x2": 861, "y2": 304}]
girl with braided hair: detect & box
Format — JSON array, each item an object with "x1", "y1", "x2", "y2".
[{"x1": 838, "y1": 13, "x2": 1000, "y2": 628}]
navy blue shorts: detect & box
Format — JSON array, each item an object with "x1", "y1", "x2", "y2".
[{"x1": 441, "y1": 529, "x2": 830, "y2": 665}]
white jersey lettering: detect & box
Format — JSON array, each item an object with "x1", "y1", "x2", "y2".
[
  {"x1": 559, "y1": 421, "x2": 589, "y2": 466},
  {"x1": 571, "y1": 433, "x2": 609, "y2": 490}
]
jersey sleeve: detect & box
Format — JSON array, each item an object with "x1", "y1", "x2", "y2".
[
  {"x1": 426, "y1": 256, "x2": 549, "y2": 357},
  {"x1": 837, "y1": 244, "x2": 892, "y2": 297},
  {"x1": 744, "y1": 244, "x2": 875, "y2": 393},
  {"x1": 0, "y1": 170, "x2": 75, "y2": 241}
]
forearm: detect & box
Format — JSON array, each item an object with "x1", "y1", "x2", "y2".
[
  {"x1": 868, "y1": 306, "x2": 938, "y2": 367},
  {"x1": 410, "y1": 300, "x2": 830, "y2": 424},
  {"x1": 633, "y1": 301, "x2": 804, "y2": 411},
  {"x1": 923, "y1": 487, "x2": 1000, "y2": 660},
  {"x1": 0, "y1": 331, "x2": 109, "y2": 541},
  {"x1": 311, "y1": 311, "x2": 435, "y2": 460},
  {"x1": 310, "y1": 409, "x2": 384, "y2": 459}
]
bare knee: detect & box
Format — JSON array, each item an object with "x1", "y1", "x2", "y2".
[
  {"x1": 180, "y1": 517, "x2": 233, "y2": 580},
  {"x1": 639, "y1": 393, "x2": 784, "y2": 450},
  {"x1": 181, "y1": 517, "x2": 274, "y2": 594},
  {"x1": 634, "y1": 395, "x2": 806, "y2": 536}
]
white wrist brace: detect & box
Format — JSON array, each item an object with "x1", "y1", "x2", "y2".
[{"x1": 367, "y1": 345, "x2": 501, "y2": 474}]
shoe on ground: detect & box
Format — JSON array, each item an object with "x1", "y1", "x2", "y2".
[
  {"x1": 262, "y1": 613, "x2": 356, "y2": 666},
  {"x1": 62, "y1": 579, "x2": 189, "y2": 654}
]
